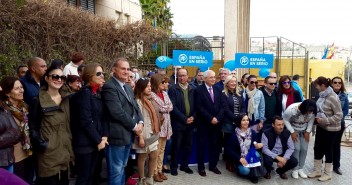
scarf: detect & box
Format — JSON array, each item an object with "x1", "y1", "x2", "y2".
[
  {"x1": 4, "y1": 100, "x2": 32, "y2": 155},
  {"x1": 178, "y1": 83, "x2": 188, "y2": 90},
  {"x1": 281, "y1": 87, "x2": 294, "y2": 108},
  {"x1": 235, "y1": 127, "x2": 252, "y2": 158},
  {"x1": 245, "y1": 87, "x2": 256, "y2": 120},
  {"x1": 90, "y1": 82, "x2": 100, "y2": 95},
  {"x1": 316, "y1": 86, "x2": 334, "y2": 114},
  {"x1": 143, "y1": 96, "x2": 160, "y2": 133}
]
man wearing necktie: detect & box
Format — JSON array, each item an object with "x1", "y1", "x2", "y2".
[
  {"x1": 194, "y1": 70, "x2": 224, "y2": 177},
  {"x1": 102, "y1": 58, "x2": 144, "y2": 185}
]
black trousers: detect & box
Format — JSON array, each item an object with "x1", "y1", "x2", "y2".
[
  {"x1": 333, "y1": 123, "x2": 345, "y2": 169},
  {"x1": 196, "y1": 128, "x2": 219, "y2": 171},
  {"x1": 263, "y1": 154, "x2": 298, "y2": 174},
  {"x1": 170, "y1": 128, "x2": 193, "y2": 169},
  {"x1": 14, "y1": 156, "x2": 35, "y2": 184},
  {"x1": 75, "y1": 151, "x2": 99, "y2": 185},
  {"x1": 314, "y1": 126, "x2": 338, "y2": 163},
  {"x1": 37, "y1": 170, "x2": 69, "y2": 185}
]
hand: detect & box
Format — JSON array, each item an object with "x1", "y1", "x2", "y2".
[
  {"x1": 316, "y1": 117, "x2": 322, "y2": 124},
  {"x1": 211, "y1": 117, "x2": 218, "y2": 124},
  {"x1": 277, "y1": 161, "x2": 284, "y2": 168},
  {"x1": 304, "y1": 132, "x2": 310, "y2": 142},
  {"x1": 258, "y1": 122, "x2": 263, "y2": 130},
  {"x1": 240, "y1": 158, "x2": 248, "y2": 166},
  {"x1": 187, "y1": 116, "x2": 194, "y2": 124},
  {"x1": 138, "y1": 136, "x2": 145, "y2": 148},
  {"x1": 134, "y1": 123, "x2": 143, "y2": 135},
  {"x1": 276, "y1": 156, "x2": 287, "y2": 165},
  {"x1": 254, "y1": 143, "x2": 263, "y2": 149},
  {"x1": 291, "y1": 132, "x2": 298, "y2": 142},
  {"x1": 102, "y1": 137, "x2": 109, "y2": 145},
  {"x1": 97, "y1": 140, "x2": 106, "y2": 151}
]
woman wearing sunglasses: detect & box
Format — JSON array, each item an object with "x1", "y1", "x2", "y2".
[
  {"x1": 150, "y1": 74, "x2": 173, "y2": 182},
  {"x1": 242, "y1": 75, "x2": 265, "y2": 133},
  {"x1": 330, "y1": 76, "x2": 349, "y2": 175},
  {"x1": 29, "y1": 65, "x2": 73, "y2": 185},
  {"x1": 309, "y1": 76, "x2": 342, "y2": 181},
  {"x1": 69, "y1": 63, "x2": 107, "y2": 185},
  {"x1": 278, "y1": 75, "x2": 302, "y2": 115}
]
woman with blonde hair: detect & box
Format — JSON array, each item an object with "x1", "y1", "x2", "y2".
[
  {"x1": 150, "y1": 74, "x2": 173, "y2": 182},
  {"x1": 133, "y1": 78, "x2": 160, "y2": 185},
  {"x1": 222, "y1": 75, "x2": 245, "y2": 172}
]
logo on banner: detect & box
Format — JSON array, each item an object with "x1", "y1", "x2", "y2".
[
  {"x1": 179, "y1": 54, "x2": 188, "y2": 64},
  {"x1": 240, "y1": 56, "x2": 249, "y2": 66}
]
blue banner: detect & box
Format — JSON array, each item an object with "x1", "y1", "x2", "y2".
[
  {"x1": 234, "y1": 53, "x2": 274, "y2": 68},
  {"x1": 173, "y1": 50, "x2": 213, "y2": 68}
]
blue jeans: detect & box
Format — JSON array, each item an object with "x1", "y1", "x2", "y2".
[
  {"x1": 105, "y1": 143, "x2": 131, "y2": 185},
  {"x1": 237, "y1": 151, "x2": 261, "y2": 176},
  {"x1": 1, "y1": 164, "x2": 14, "y2": 173},
  {"x1": 163, "y1": 139, "x2": 172, "y2": 165}
]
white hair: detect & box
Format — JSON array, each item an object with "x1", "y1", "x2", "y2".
[
  {"x1": 204, "y1": 70, "x2": 215, "y2": 78},
  {"x1": 219, "y1": 68, "x2": 231, "y2": 75}
]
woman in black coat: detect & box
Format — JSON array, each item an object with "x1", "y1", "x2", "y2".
[
  {"x1": 227, "y1": 114, "x2": 264, "y2": 183},
  {"x1": 221, "y1": 75, "x2": 245, "y2": 172},
  {"x1": 277, "y1": 75, "x2": 302, "y2": 114},
  {"x1": 70, "y1": 63, "x2": 108, "y2": 185}
]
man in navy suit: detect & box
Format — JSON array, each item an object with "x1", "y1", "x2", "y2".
[
  {"x1": 102, "y1": 58, "x2": 143, "y2": 185},
  {"x1": 194, "y1": 70, "x2": 224, "y2": 177}
]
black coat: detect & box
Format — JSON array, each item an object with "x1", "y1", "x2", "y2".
[
  {"x1": 222, "y1": 91, "x2": 246, "y2": 133},
  {"x1": 168, "y1": 84, "x2": 195, "y2": 131},
  {"x1": 70, "y1": 86, "x2": 104, "y2": 154},
  {"x1": 194, "y1": 84, "x2": 224, "y2": 130},
  {"x1": 278, "y1": 89, "x2": 302, "y2": 111},
  {"x1": 101, "y1": 78, "x2": 143, "y2": 146},
  {"x1": 227, "y1": 129, "x2": 258, "y2": 166}
]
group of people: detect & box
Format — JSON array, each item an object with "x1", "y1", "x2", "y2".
[{"x1": 0, "y1": 54, "x2": 348, "y2": 185}]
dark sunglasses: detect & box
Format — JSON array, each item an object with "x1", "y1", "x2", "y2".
[
  {"x1": 282, "y1": 81, "x2": 291, "y2": 85},
  {"x1": 96, "y1": 72, "x2": 106, "y2": 77},
  {"x1": 49, "y1": 74, "x2": 66, "y2": 81},
  {"x1": 333, "y1": 81, "x2": 342, "y2": 84},
  {"x1": 249, "y1": 81, "x2": 258, "y2": 84},
  {"x1": 268, "y1": 83, "x2": 276, "y2": 86}
]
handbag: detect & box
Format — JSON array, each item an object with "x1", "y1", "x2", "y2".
[{"x1": 248, "y1": 153, "x2": 266, "y2": 178}]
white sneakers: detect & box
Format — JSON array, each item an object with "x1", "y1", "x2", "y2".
[
  {"x1": 292, "y1": 169, "x2": 308, "y2": 179},
  {"x1": 292, "y1": 170, "x2": 299, "y2": 179},
  {"x1": 298, "y1": 169, "x2": 308, "y2": 178}
]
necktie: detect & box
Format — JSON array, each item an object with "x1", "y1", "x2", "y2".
[
  {"x1": 209, "y1": 87, "x2": 214, "y2": 102},
  {"x1": 123, "y1": 84, "x2": 130, "y2": 101}
]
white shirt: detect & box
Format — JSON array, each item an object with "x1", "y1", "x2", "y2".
[{"x1": 63, "y1": 61, "x2": 79, "y2": 76}]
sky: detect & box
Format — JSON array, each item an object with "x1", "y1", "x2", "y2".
[{"x1": 166, "y1": 0, "x2": 352, "y2": 47}]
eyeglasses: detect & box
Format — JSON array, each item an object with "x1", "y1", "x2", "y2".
[
  {"x1": 249, "y1": 81, "x2": 258, "y2": 84},
  {"x1": 333, "y1": 81, "x2": 342, "y2": 84},
  {"x1": 268, "y1": 83, "x2": 276, "y2": 86},
  {"x1": 96, "y1": 72, "x2": 106, "y2": 77},
  {"x1": 282, "y1": 81, "x2": 291, "y2": 85},
  {"x1": 49, "y1": 74, "x2": 66, "y2": 81}
]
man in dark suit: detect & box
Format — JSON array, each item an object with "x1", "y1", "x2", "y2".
[
  {"x1": 194, "y1": 70, "x2": 224, "y2": 177},
  {"x1": 168, "y1": 68, "x2": 195, "y2": 176},
  {"x1": 101, "y1": 58, "x2": 143, "y2": 185}
]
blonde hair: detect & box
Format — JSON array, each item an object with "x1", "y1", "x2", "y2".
[{"x1": 223, "y1": 75, "x2": 240, "y2": 96}]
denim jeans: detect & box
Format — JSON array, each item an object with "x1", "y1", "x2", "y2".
[
  {"x1": 105, "y1": 143, "x2": 132, "y2": 185},
  {"x1": 1, "y1": 164, "x2": 14, "y2": 173},
  {"x1": 293, "y1": 131, "x2": 309, "y2": 170},
  {"x1": 163, "y1": 139, "x2": 172, "y2": 165}
]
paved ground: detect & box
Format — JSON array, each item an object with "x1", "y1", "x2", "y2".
[{"x1": 70, "y1": 121, "x2": 352, "y2": 185}]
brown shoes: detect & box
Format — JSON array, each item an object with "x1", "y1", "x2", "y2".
[
  {"x1": 159, "y1": 172, "x2": 168, "y2": 180},
  {"x1": 153, "y1": 174, "x2": 163, "y2": 182},
  {"x1": 264, "y1": 171, "x2": 271, "y2": 179},
  {"x1": 279, "y1": 173, "x2": 288, "y2": 180}
]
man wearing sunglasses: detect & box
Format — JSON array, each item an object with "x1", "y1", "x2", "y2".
[
  {"x1": 21, "y1": 57, "x2": 47, "y2": 107},
  {"x1": 260, "y1": 76, "x2": 282, "y2": 131}
]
